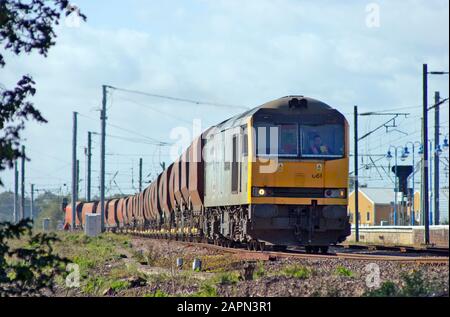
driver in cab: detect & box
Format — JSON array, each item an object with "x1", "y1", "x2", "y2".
[{"x1": 310, "y1": 135, "x2": 331, "y2": 155}]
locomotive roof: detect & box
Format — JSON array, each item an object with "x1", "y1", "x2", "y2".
[{"x1": 209, "y1": 96, "x2": 342, "y2": 132}]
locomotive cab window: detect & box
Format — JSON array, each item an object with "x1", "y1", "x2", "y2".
[
  {"x1": 301, "y1": 124, "x2": 344, "y2": 158},
  {"x1": 255, "y1": 123, "x2": 299, "y2": 157}
]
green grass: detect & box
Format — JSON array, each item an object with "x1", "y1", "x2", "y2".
[
  {"x1": 193, "y1": 283, "x2": 218, "y2": 297},
  {"x1": 82, "y1": 275, "x2": 133, "y2": 296},
  {"x1": 144, "y1": 289, "x2": 169, "y2": 297},
  {"x1": 281, "y1": 265, "x2": 313, "y2": 279},
  {"x1": 335, "y1": 266, "x2": 354, "y2": 277},
  {"x1": 50, "y1": 232, "x2": 134, "y2": 295},
  {"x1": 215, "y1": 272, "x2": 240, "y2": 285},
  {"x1": 253, "y1": 261, "x2": 266, "y2": 280},
  {"x1": 110, "y1": 280, "x2": 131, "y2": 292},
  {"x1": 55, "y1": 232, "x2": 131, "y2": 275}
]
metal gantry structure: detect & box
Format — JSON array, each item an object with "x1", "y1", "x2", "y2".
[{"x1": 353, "y1": 107, "x2": 409, "y2": 240}]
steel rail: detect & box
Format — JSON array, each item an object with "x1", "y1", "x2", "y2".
[{"x1": 124, "y1": 231, "x2": 449, "y2": 265}]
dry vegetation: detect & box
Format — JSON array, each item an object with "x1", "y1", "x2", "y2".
[{"x1": 18, "y1": 232, "x2": 448, "y2": 297}]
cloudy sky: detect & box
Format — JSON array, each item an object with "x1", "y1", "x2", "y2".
[{"x1": 1, "y1": 0, "x2": 449, "y2": 198}]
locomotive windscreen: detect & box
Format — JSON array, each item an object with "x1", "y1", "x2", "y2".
[
  {"x1": 301, "y1": 124, "x2": 344, "y2": 158},
  {"x1": 255, "y1": 122, "x2": 344, "y2": 159}
]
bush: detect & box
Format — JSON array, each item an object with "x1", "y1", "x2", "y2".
[
  {"x1": 401, "y1": 271, "x2": 431, "y2": 297},
  {"x1": 0, "y1": 219, "x2": 68, "y2": 296},
  {"x1": 366, "y1": 271, "x2": 435, "y2": 297},
  {"x1": 366, "y1": 281, "x2": 399, "y2": 297}
]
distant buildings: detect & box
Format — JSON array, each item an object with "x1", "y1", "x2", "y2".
[{"x1": 348, "y1": 187, "x2": 449, "y2": 226}]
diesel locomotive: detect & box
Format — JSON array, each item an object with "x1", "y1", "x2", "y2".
[{"x1": 65, "y1": 96, "x2": 351, "y2": 253}]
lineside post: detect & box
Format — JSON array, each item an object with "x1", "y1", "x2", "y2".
[
  {"x1": 354, "y1": 106, "x2": 359, "y2": 242},
  {"x1": 72, "y1": 112, "x2": 78, "y2": 230}
]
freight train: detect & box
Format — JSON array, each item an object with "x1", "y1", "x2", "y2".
[{"x1": 65, "y1": 96, "x2": 350, "y2": 253}]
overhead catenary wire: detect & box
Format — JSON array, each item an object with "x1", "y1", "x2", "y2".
[
  {"x1": 107, "y1": 85, "x2": 249, "y2": 111},
  {"x1": 77, "y1": 112, "x2": 171, "y2": 146}
]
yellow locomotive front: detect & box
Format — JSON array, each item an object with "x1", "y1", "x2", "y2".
[{"x1": 246, "y1": 96, "x2": 350, "y2": 252}]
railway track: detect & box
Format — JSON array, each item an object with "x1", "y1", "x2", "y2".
[
  {"x1": 335, "y1": 244, "x2": 449, "y2": 257},
  {"x1": 126, "y1": 231, "x2": 449, "y2": 265}
]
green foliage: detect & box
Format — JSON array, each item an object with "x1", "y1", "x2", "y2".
[
  {"x1": 215, "y1": 272, "x2": 240, "y2": 285},
  {"x1": 366, "y1": 281, "x2": 399, "y2": 297},
  {"x1": 401, "y1": 270, "x2": 431, "y2": 296},
  {"x1": 0, "y1": 219, "x2": 68, "y2": 296},
  {"x1": 144, "y1": 289, "x2": 169, "y2": 297},
  {"x1": 198, "y1": 283, "x2": 218, "y2": 297},
  {"x1": 82, "y1": 275, "x2": 108, "y2": 295},
  {"x1": 253, "y1": 261, "x2": 266, "y2": 279},
  {"x1": 110, "y1": 280, "x2": 131, "y2": 292},
  {"x1": 53, "y1": 233, "x2": 134, "y2": 296},
  {"x1": 335, "y1": 266, "x2": 354, "y2": 277},
  {"x1": 281, "y1": 265, "x2": 312, "y2": 279},
  {"x1": 191, "y1": 282, "x2": 218, "y2": 297},
  {"x1": 82, "y1": 276, "x2": 132, "y2": 296},
  {"x1": 58, "y1": 233, "x2": 126, "y2": 275},
  {"x1": 366, "y1": 271, "x2": 435, "y2": 297}
]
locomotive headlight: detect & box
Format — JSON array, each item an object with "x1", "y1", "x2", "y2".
[
  {"x1": 324, "y1": 189, "x2": 347, "y2": 198},
  {"x1": 252, "y1": 187, "x2": 271, "y2": 197}
]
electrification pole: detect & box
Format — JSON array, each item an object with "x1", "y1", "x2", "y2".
[
  {"x1": 100, "y1": 85, "x2": 107, "y2": 232},
  {"x1": 20, "y1": 145, "x2": 25, "y2": 221},
  {"x1": 76, "y1": 159, "x2": 80, "y2": 198},
  {"x1": 87, "y1": 131, "x2": 92, "y2": 201},
  {"x1": 30, "y1": 184, "x2": 34, "y2": 220},
  {"x1": 434, "y1": 91, "x2": 440, "y2": 225},
  {"x1": 422, "y1": 64, "x2": 430, "y2": 244},
  {"x1": 139, "y1": 158, "x2": 143, "y2": 192},
  {"x1": 71, "y1": 112, "x2": 78, "y2": 230},
  {"x1": 354, "y1": 106, "x2": 359, "y2": 242},
  {"x1": 13, "y1": 161, "x2": 18, "y2": 223}
]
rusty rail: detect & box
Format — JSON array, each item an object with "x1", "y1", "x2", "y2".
[{"x1": 126, "y1": 231, "x2": 449, "y2": 264}]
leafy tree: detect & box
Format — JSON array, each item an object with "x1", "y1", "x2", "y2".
[
  {"x1": 0, "y1": 0, "x2": 85, "y2": 297},
  {"x1": 0, "y1": 219, "x2": 68, "y2": 296},
  {"x1": 0, "y1": 0, "x2": 86, "y2": 186}
]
